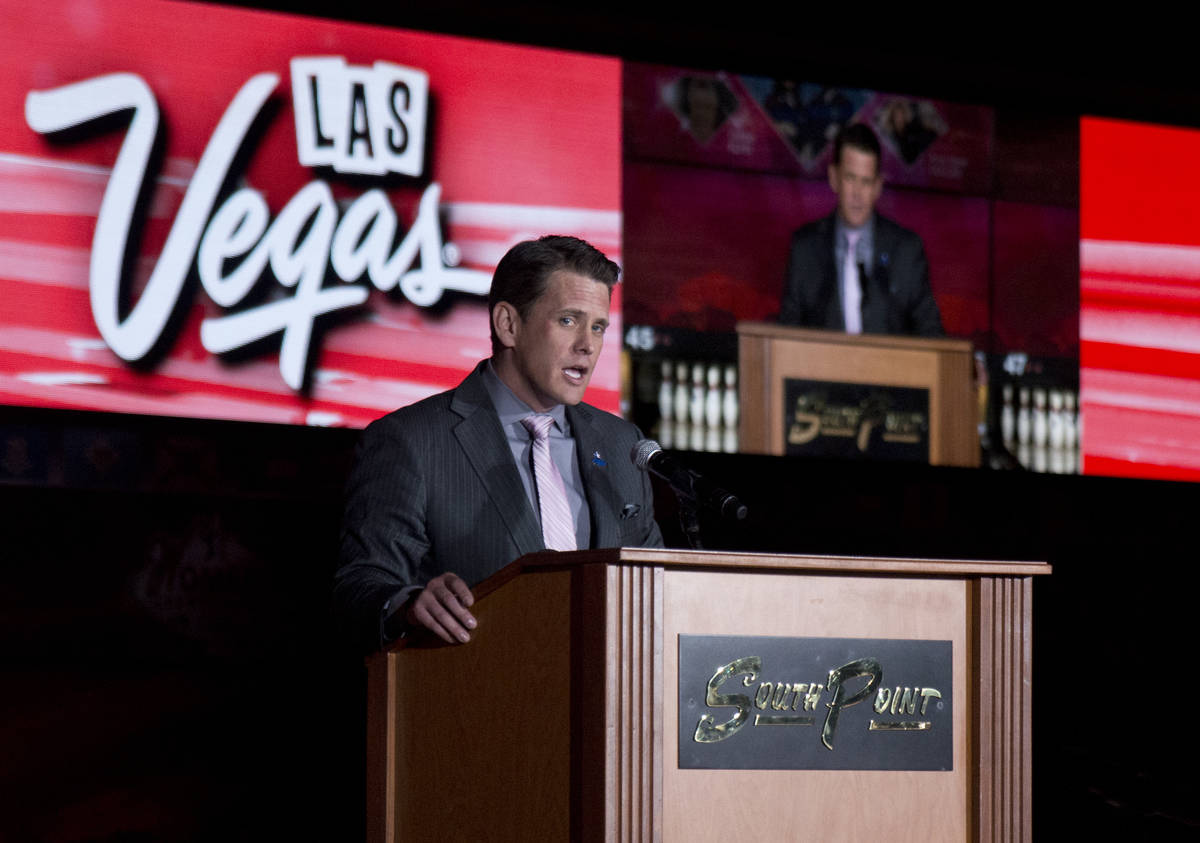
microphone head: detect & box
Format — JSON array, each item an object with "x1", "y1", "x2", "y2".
[{"x1": 631, "y1": 439, "x2": 662, "y2": 471}]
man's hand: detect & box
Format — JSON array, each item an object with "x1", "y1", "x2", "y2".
[{"x1": 406, "y1": 572, "x2": 477, "y2": 644}]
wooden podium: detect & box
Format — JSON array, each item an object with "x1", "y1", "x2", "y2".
[
  {"x1": 737, "y1": 322, "x2": 979, "y2": 467},
  {"x1": 367, "y1": 548, "x2": 1047, "y2": 841}
]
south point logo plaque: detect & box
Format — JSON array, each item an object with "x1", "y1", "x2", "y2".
[
  {"x1": 783, "y1": 379, "x2": 930, "y2": 462},
  {"x1": 678, "y1": 635, "x2": 952, "y2": 771}
]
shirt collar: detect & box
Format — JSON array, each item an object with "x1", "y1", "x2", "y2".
[
  {"x1": 835, "y1": 213, "x2": 874, "y2": 246},
  {"x1": 482, "y1": 359, "x2": 568, "y2": 434}
]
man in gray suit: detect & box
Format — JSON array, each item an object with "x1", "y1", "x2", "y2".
[
  {"x1": 336, "y1": 236, "x2": 663, "y2": 652},
  {"x1": 780, "y1": 123, "x2": 943, "y2": 337}
]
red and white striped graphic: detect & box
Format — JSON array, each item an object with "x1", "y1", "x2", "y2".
[{"x1": 1081, "y1": 117, "x2": 1200, "y2": 480}]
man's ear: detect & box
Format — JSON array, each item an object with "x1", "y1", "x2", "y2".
[{"x1": 492, "y1": 301, "x2": 520, "y2": 349}]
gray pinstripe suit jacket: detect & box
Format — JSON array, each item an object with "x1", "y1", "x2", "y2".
[{"x1": 335, "y1": 361, "x2": 664, "y2": 651}]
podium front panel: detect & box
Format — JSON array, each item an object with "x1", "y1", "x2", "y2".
[{"x1": 661, "y1": 569, "x2": 971, "y2": 840}]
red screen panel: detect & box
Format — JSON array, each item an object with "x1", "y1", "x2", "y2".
[{"x1": 1081, "y1": 116, "x2": 1200, "y2": 480}]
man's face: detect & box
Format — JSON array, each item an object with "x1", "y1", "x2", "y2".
[
  {"x1": 495, "y1": 270, "x2": 611, "y2": 412},
  {"x1": 828, "y1": 145, "x2": 882, "y2": 228}
]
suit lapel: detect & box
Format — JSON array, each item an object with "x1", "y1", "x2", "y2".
[
  {"x1": 567, "y1": 403, "x2": 622, "y2": 549},
  {"x1": 819, "y1": 218, "x2": 843, "y2": 330},
  {"x1": 865, "y1": 217, "x2": 897, "y2": 334},
  {"x1": 871, "y1": 216, "x2": 896, "y2": 285},
  {"x1": 451, "y1": 365, "x2": 545, "y2": 557}
]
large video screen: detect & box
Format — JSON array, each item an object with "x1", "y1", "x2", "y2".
[
  {"x1": 1, "y1": 0, "x2": 622, "y2": 425},
  {"x1": 9, "y1": 1, "x2": 1200, "y2": 488},
  {"x1": 619, "y1": 63, "x2": 1080, "y2": 473}
]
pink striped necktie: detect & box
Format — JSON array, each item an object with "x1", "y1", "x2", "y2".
[
  {"x1": 842, "y1": 229, "x2": 862, "y2": 334},
  {"x1": 521, "y1": 414, "x2": 577, "y2": 552}
]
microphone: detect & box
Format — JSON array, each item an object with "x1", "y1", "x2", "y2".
[{"x1": 631, "y1": 439, "x2": 748, "y2": 522}]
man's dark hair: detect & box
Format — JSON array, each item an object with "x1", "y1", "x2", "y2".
[
  {"x1": 488, "y1": 235, "x2": 620, "y2": 352},
  {"x1": 832, "y1": 122, "x2": 882, "y2": 168}
]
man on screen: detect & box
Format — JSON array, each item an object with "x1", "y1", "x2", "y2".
[
  {"x1": 780, "y1": 123, "x2": 943, "y2": 337},
  {"x1": 335, "y1": 236, "x2": 663, "y2": 652}
]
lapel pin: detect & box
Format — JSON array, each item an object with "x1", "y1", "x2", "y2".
[{"x1": 592, "y1": 451, "x2": 606, "y2": 467}]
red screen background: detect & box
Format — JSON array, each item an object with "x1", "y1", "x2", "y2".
[{"x1": 1081, "y1": 116, "x2": 1200, "y2": 480}]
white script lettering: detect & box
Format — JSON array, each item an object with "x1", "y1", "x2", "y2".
[{"x1": 26, "y1": 70, "x2": 489, "y2": 389}]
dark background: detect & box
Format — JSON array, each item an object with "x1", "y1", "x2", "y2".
[{"x1": 3, "y1": 4, "x2": 1198, "y2": 839}]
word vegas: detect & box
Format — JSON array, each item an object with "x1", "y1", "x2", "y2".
[{"x1": 25, "y1": 58, "x2": 489, "y2": 389}]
